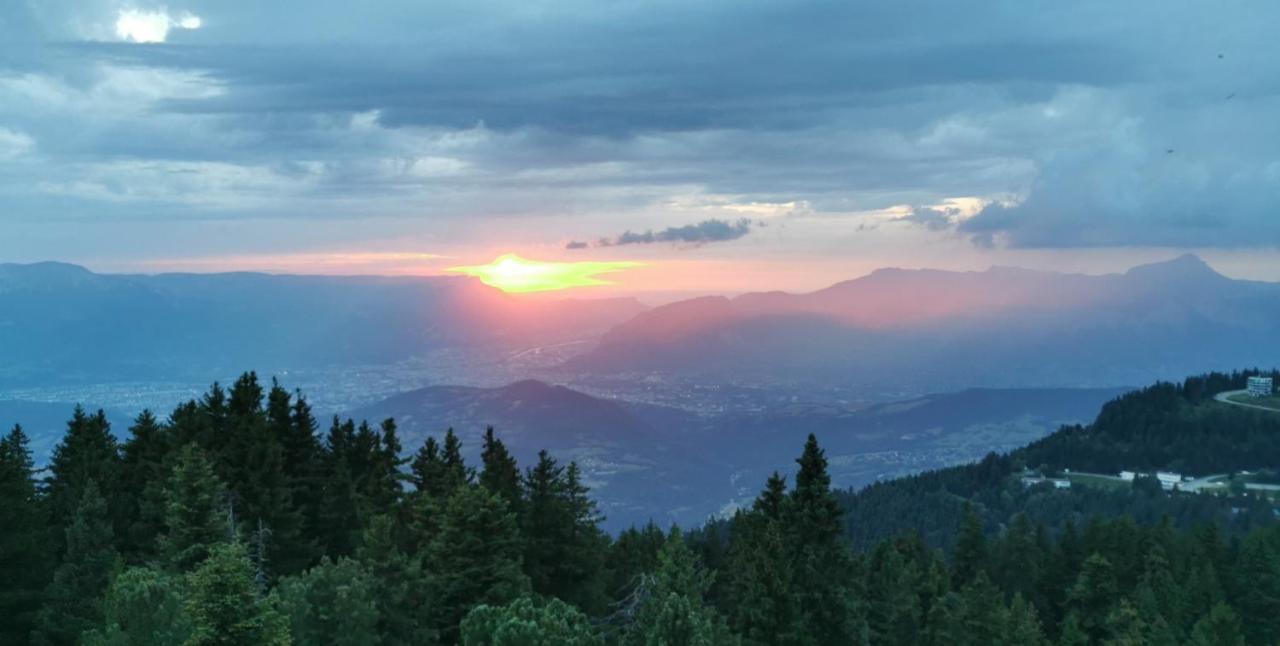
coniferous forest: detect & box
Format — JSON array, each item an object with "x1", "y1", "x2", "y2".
[{"x1": 3, "y1": 371, "x2": 1280, "y2": 645}]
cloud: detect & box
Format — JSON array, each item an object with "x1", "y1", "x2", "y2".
[
  {"x1": 114, "y1": 8, "x2": 202, "y2": 44},
  {"x1": 568, "y1": 218, "x2": 757, "y2": 249},
  {"x1": 0, "y1": 127, "x2": 35, "y2": 159},
  {"x1": 2, "y1": 0, "x2": 1280, "y2": 265}
]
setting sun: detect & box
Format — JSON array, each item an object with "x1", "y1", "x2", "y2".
[{"x1": 446, "y1": 253, "x2": 642, "y2": 293}]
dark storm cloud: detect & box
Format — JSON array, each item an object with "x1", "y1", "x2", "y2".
[
  {"x1": 2, "y1": 0, "x2": 1280, "y2": 255},
  {"x1": 568, "y1": 218, "x2": 756, "y2": 249}
]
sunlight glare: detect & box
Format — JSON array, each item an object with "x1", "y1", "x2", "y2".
[{"x1": 447, "y1": 253, "x2": 641, "y2": 293}]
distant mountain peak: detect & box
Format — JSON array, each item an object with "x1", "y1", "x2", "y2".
[{"x1": 1124, "y1": 253, "x2": 1224, "y2": 282}]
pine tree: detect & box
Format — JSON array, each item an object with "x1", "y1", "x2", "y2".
[
  {"x1": 357, "y1": 514, "x2": 438, "y2": 645},
  {"x1": 725, "y1": 476, "x2": 801, "y2": 646},
  {"x1": 160, "y1": 445, "x2": 227, "y2": 572},
  {"x1": 320, "y1": 417, "x2": 363, "y2": 557},
  {"x1": 952, "y1": 502, "x2": 987, "y2": 588},
  {"x1": 624, "y1": 529, "x2": 737, "y2": 646},
  {"x1": 1102, "y1": 599, "x2": 1148, "y2": 646},
  {"x1": 1188, "y1": 602, "x2": 1244, "y2": 646},
  {"x1": 0, "y1": 426, "x2": 50, "y2": 644},
  {"x1": 1067, "y1": 553, "x2": 1120, "y2": 644},
  {"x1": 46, "y1": 407, "x2": 119, "y2": 555},
  {"x1": 118, "y1": 410, "x2": 171, "y2": 563},
  {"x1": 957, "y1": 573, "x2": 1005, "y2": 645},
  {"x1": 606, "y1": 522, "x2": 667, "y2": 606},
  {"x1": 33, "y1": 480, "x2": 118, "y2": 646},
  {"x1": 1000, "y1": 594, "x2": 1046, "y2": 646},
  {"x1": 219, "y1": 372, "x2": 306, "y2": 579},
  {"x1": 277, "y1": 558, "x2": 382, "y2": 646},
  {"x1": 479, "y1": 427, "x2": 522, "y2": 514},
  {"x1": 1056, "y1": 613, "x2": 1089, "y2": 646},
  {"x1": 283, "y1": 392, "x2": 325, "y2": 549},
  {"x1": 1234, "y1": 532, "x2": 1280, "y2": 645},
  {"x1": 427, "y1": 485, "x2": 529, "y2": 643},
  {"x1": 82, "y1": 566, "x2": 191, "y2": 646},
  {"x1": 785, "y1": 434, "x2": 867, "y2": 645},
  {"x1": 184, "y1": 542, "x2": 290, "y2": 646},
  {"x1": 461, "y1": 597, "x2": 602, "y2": 646},
  {"x1": 367, "y1": 418, "x2": 406, "y2": 515},
  {"x1": 864, "y1": 541, "x2": 922, "y2": 646}
]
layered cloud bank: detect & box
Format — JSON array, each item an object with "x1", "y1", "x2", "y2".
[{"x1": 1, "y1": 1, "x2": 1278, "y2": 273}]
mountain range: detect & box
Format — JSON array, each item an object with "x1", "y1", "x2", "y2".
[
  {"x1": 0, "y1": 262, "x2": 645, "y2": 387},
  {"x1": 570, "y1": 255, "x2": 1280, "y2": 391},
  {"x1": 349, "y1": 379, "x2": 1126, "y2": 528}
]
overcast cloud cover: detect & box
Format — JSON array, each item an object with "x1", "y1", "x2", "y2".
[{"x1": 0, "y1": 0, "x2": 1277, "y2": 276}]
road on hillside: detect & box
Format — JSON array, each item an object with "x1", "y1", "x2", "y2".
[{"x1": 1214, "y1": 390, "x2": 1280, "y2": 413}]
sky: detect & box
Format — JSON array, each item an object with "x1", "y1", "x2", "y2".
[{"x1": 1, "y1": 0, "x2": 1278, "y2": 295}]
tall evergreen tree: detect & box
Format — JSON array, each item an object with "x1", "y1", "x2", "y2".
[
  {"x1": 117, "y1": 410, "x2": 171, "y2": 562},
  {"x1": 0, "y1": 426, "x2": 50, "y2": 645},
  {"x1": 364, "y1": 418, "x2": 406, "y2": 516},
  {"x1": 319, "y1": 417, "x2": 363, "y2": 557},
  {"x1": 357, "y1": 514, "x2": 437, "y2": 645},
  {"x1": 479, "y1": 427, "x2": 522, "y2": 514},
  {"x1": 724, "y1": 476, "x2": 801, "y2": 646},
  {"x1": 952, "y1": 502, "x2": 987, "y2": 588},
  {"x1": 784, "y1": 434, "x2": 867, "y2": 645},
  {"x1": 1066, "y1": 553, "x2": 1120, "y2": 644},
  {"x1": 520, "y1": 451, "x2": 606, "y2": 610},
  {"x1": 46, "y1": 407, "x2": 119, "y2": 554},
  {"x1": 184, "y1": 542, "x2": 290, "y2": 646},
  {"x1": 1234, "y1": 532, "x2": 1280, "y2": 645},
  {"x1": 427, "y1": 485, "x2": 529, "y2": 644},
  {"x1": 159, "y1": 445, "x2": 227, "y2": 572},
  {"x1": 33, "y1": 480, "x2": 118, "y2": 646},
  {"x1": 624, "y1": 529, "x2": 737, "y2": 646},
  {"x1": 282, "y1": 391, "x2": 324, "y2": 539}
]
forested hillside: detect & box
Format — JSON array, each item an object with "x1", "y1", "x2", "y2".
[{"x1": 2, "y1": 371, "x2": 1279, "y2": 644}]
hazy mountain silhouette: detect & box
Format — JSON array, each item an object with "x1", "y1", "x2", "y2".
[
  {"x1": 0, "y1": 263, "x2": 645, "y2": 386},
  {"x1": 351, "y1": 379, "x2": 1124, "y2": 528},
  {"x1": 571, "y1": 255, "x2": 1280, "y2": 390}
]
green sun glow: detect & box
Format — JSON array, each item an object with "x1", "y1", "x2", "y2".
[{"x1": 447, "y1": 253, "x2": 642, "y2": 293}]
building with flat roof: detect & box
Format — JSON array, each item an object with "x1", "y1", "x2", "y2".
[{"x1": 1248, "y1": 376, "x2": 1274, "y2": 398}]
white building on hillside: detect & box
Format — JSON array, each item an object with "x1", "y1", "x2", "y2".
[
  {"x1": 1156, "y1": 472, "x2": 1182, "y2": 491},
  {"x1": 1248, "y1": 376, "x2": 1274, "y2": 398}
]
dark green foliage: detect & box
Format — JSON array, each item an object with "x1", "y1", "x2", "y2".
[
  {"x1": 624, "y1": 529, "x2": 738, "y2": 646},
  {"x1": 479, "y1": 426, "x2": 522, "y2": 514},
  {"x1": 33, "y1": 480, "x2": 118, "y2": 646},
  {"x1": 0, "y1": 426, "x2": 51, "y2": 644},
  {"x1": 117, "y1": 411, "x2": 171, "y2": 562},
  {"x1": 785, "y1": 434, "x2": 868, "y2": 645},
  {"x1": 522, "y1": 450, "x2": 609, "y2": 612},
  {"x1": 277, "y1": 557, "x2": 382, "y2": 646},
  {"x1": 952, "y1": 502, "x2": 987, "y2": 587},
  {"x1": 357, "y1": 514, "x2": 438, "y2": 645},
  {"x1": 82, "y1": 567, "x2": 191, "y2": 646},
  {"x1": 320, "y1": 416, "x2": 364, "y2": 557},
  {"x1": 160, "y1": 445, "x2": 227, "y2": 572},
  {"x1": 427, "y1": 485, "x2": 530, "y2": 643},
  {"x1": 1189, "y1": 602, "x2": 1245, "y2": 646},
  {"x1": 1066, "y1": 553, "x2": 1120, "y2": 643},
  {"x1": 461, "y1": 597, "x2": 602, "y2": 645},
  {"x1": 723, "y1": 476, "x2": 802, "y2": 645},
  {"x1": 13, "y1": 369, "x2": 1280, "y2": 646},
  {"x1": 184, "y1": 542, "x2": 290, "y2": 646},
  {"x1": 1234, "y1": 531, "x2": 1280, "y2": 645},
  {"x1": 46, "y1": 407, "x2": 119, "y2": 556}
]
